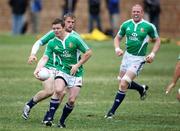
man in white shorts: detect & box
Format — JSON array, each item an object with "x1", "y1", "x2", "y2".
[
  {"x1": 34, "y1": 18, "x2": 92, "y2": 128},
  {"x1": 105, "y1": 4, "x2": 161, "y2": 119},
  {"x1": 22, "y1": 13, "x2": 78, "y2": 121}
]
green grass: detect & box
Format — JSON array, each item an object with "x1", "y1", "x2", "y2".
[{"x1": 0, "y1": 34, "x2": 180, "y2": 131}]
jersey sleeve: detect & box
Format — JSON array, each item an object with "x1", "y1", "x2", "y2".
[
  {"x1": 118, "y1": 23, "x2": 126, "y2": 37},
  {"x1": 73, "y1": 35, "x2": 90, "y2": 53},
  {"x1": 148, "y1": 24, "x2": 159, "y2": 39},
  {"x1": 44, "y1": 40, "x2": 54, "y2": 58},
  {"x1": 40, "y1": 30, "x2": 55, "y2": 46}
]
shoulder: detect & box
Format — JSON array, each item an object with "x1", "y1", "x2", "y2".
[
  {"x1": 122, "y1": 19, "x2": 133, "y2": 25},
  {"x1": 68, "y1": 33, "x2": 83, "y2": 41},
  {"x1": 141, "y1": 19, "x2": 156, "y2": 29},
  {"x1": 70, "y1": 31, "x2": 83, "y2": 41},
  {"x1": 71, "y1": 30, "x2": 81, "y2": 36},
  {"x1": 47, "y1": 38, "x2": 57, "y2": 47},
  {"x1": 41, "y1": 30, "x2": 55, "y2": 39},
  {"x1": 68, "y1": 33, "x2": 88, "y2": 47},
  {"x1": 121, "y1": 19, "x2": 133, "y2": 28}
]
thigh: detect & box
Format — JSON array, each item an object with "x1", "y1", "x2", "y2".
[
  {"x1": 127, "y1": 54, "x2": 145, "y2": 75},
  {"x1": 42, "y1": 77, "x2": 54, "y2": 92},
  {"x1": 55, "y1": 70, "x2": 67, "y2": 92},
  {"x1": 55, "y1": 78, "x2": 66, "y2": 92},
  {"x1": 175, "y1": 61, "x2": 180, "y2": 77},
  {"x1": 42, "y1": 68, "x2": 56, "y2": 91},
  {"x1": 68, "y1": 86, "x2": 81, "y2": 100}
]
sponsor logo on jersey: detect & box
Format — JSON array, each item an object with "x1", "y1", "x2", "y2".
[
  {"x1": 62, "y1": 50, "x2": 71, "y2": 57},
  {"x1": 129, "y1": 33, "x2": 138, "y2": 41}
]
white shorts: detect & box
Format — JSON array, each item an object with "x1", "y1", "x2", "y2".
[
  {"x1": 44, "y1": 67, "x2": 56, "y2": 79},
  {"x1": 120, "y1": 51, "x2": 146, "y2": 75},
  {"x1": 55, "y1": 70, "x2": 82, "y2": 88}
]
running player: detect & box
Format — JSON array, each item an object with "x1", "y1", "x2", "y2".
[
  {"x1": 34, "y1": 18, "x2": 92, "y2": 128},
  {"x1": 165, "y1": 54, "x2": 180, "y2": 101},
  {"x1": 105, "y1": 4, "x2": 161, "y2": 119},
  {"x1": 22, "y1": 13, "x2": 77, "y2": 120}
]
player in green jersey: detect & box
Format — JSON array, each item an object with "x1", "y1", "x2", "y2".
[
  {"x1": 28, "y1": 13, "x2": 76, "y2": 64},
  {"x1": 105, "y1": 4, "x2": 161, "y2": 119},
  {"x1": 22, "y1": 13, "x2": 77, "y2": 120},
  {"x1": 165, "y1": 54, "x2": 180, "y2": 101},
  {"x1": 34, "y1": 18, "x2": 92, "y2": 128}
]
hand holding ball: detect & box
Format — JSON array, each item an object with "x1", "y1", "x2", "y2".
[{"x1": 38, "y1": 68, "x2": 50, "y2": 81}]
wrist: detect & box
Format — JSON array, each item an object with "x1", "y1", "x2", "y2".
[
  {"x1": 30, "y1": 54, "x2": 36, "y2": 57},
  {"x1": 150, "y1": 52, "x2": 155, "y2": 58},
  {"x1": 115, "y1": 47, "x2": 121, "y2": 52}
]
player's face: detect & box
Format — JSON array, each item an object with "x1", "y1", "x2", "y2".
[
  {"x1": 131, "y1": 5, "x2": 143, "y2": 23},
  {"x1": 52, "y1": 24, "x2": 64, "y2": 38},
  {"x1": 64, "y1": 17, "x2": 75, "y2": 32}
]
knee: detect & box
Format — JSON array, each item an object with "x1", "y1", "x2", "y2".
[
  {"x1": 46, "y1": 91, "x2": 53, "y2": 96},
  {"x1": 68, "y1": 97, "x2": 76, "y2": 106},
  {"x1": 177, "y1": 89, "x2": 180, "y2": 101},
  {"x1": 55, "y1": 88, "x2": 64, "y2": 96},
  {"x1": 120, "y1": 75, "x2": 131, "y2": 90},
  {"x1": 120, "y1": 81, "x2": 128, "y2": 91},
  {"x1": 43, "y1": 88, "x2": 54, "y2": 96}
]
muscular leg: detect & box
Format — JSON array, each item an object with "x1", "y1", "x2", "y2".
[
  {"x1": 44, "y1": 78, "x2": 66, "y2": 126},
  {"x1": 105, "y1": 71, "x2": 136, "y2": 118},
  {"x1": 58, "y1": 86, "x2": 80, "y2": 128},
  {"x1": 166, "y1": 61, "x2": 180, "y2": 94},
  {"x1": 176, "y1": 89, "x2": 180, "y2": 101},
  {"x1": 34, "y1": 78, "x2": 54, "y2": 102},
  {"x1": 118, "y1": 71, "x2": 147, "y2": 99},
  {"x1": 22, "y1": 77, "x2": 54, "y2": 120}
]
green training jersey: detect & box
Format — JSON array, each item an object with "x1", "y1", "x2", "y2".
[
  {"x1": 40, "y1": 30, "x2": 80, "y2": 69},
  {"x1": 118, "y1": 19, "x2": 159, "y2": 56},
  {"x1": 40, "y1": 30, "x2": 55, "y2": 46},
  {"x1": 45, "y1": 33, "x2": 90, "y2": 77},
  {"x1": 40, "y1": 30, "x2": 79, "y2": 45},
  {"x1": 44, "y1": 52, "x2": 60, "y2": 69}
]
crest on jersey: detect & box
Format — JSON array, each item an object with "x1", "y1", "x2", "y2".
[
  {"x1": 141, "y1": 28, "x2": 144, "y2": 33},
  {"x1": 69, "y1": 42, "x2": 73, "y2": 48}
]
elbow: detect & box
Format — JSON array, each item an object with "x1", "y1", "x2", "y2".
[
  {"x1": 42, "y1": 55, "x2": 49, "y2": 61},
  {"x1": 87, "y1": 49, "x2": 93, "y2": 58},
  {"x1": 88, "y1": 49, "x2": 92, "y2": 57},
  {"x1": 157, "y1": 37, "x2": 161, "y2": 47}
]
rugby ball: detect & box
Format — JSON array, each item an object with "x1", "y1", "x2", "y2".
[{"x1": 38, "y1": 68, "x2": 50, "y2": 81}]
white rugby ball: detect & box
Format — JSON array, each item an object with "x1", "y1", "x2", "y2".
[{"x1": 38, "y1": 68, "x2": 50, "y2": 81}]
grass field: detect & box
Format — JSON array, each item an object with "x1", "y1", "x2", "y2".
[{"x1": 0, "y1": 34, "x2": 180, "y2": 131}]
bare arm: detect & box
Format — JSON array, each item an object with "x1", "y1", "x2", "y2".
[
  {"x1": 114, "y1": 35, "x2": 124, "y2": 56},
  {"x1": 146, "y1": 37, "x2": 161, "y2": 63},
  {"x1": 28, "y1": 40, "x2": 42, "y2": 64},
  {"x1": 34, "y1": 55, "x2": 49, "y2": 79},
  {"x1": 71, "y1": 49, "x2": 92, "y2": 75}
]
